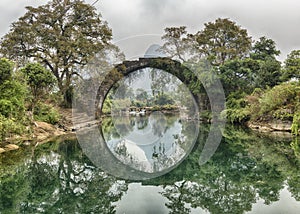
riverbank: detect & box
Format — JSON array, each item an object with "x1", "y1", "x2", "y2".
[
  {"x1": 0, "y1": 108, "x2": 102, "y2": 154},
  {"x1": 247, "y1": 120, "x2": 292, "y2": 132},
  {"x1": 1, "y1": 108, "x2": 297, "y2": 154}
]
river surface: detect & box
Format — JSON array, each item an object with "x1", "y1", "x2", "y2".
[{"x1": 1, "y1": 114, "x2": 300, "y2": 214}]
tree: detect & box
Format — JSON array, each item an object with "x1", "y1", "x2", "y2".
[
  {"x1": 21, "y1": 63, "x2": 55, "y2": 112},
  {"x1": 0, "y1": 58, "x2": 13, "y2": 84},
  {"x1": 282, "y1": 50, "x2": 300, "y2": 80},
  {"x1": 192, "y1": 18, "x2": 252, "y2": 66},
  {"x1": 251, "y1": 36, "x2": 280, "y2": 60},
  {"x1": 135, "y1": 88, "x2": 148, "y2": 102},
  {"x1": 0, "y1": 59, "x2": 27, "y2": 119},
  {"x1": 0, "y1": 59, "x2": 28, "y2": 140},
  {"x1": 161, "y1": 26, "x2": 190, "y2": 62},
  {"x1": 250, "y1": 37, "x2": 282, "y2": 88},
  {"x1": 255, "y1": 59, "x2": 282, "y2": 88},
  {"x1": 0, "y1": 0, "x2": 112, "y2": 106},
  {"x1": 219, "y1": 58, "x2": 259, "y2": 95},
  {"x1": 154, "y1": 93, "x2": 175, "y2": 106}
]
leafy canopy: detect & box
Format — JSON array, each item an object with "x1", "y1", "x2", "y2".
[
  {"x1": 193, "y1": 18, "x2": 252, "y2": 66},
  {"x1": 0, "y1": 58, "x2": 13, "y2": 84},
  {"x1": 0, "y1": 0, "x2": 112, "y2": 103},
  {"x1": 282, "y1": 50, "x2": 300, "y2": 80},
  {"x1": 21, "y1": 63, "x2": 55, "y2": 104}
]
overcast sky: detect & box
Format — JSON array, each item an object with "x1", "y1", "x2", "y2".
[{"x1": 1, "y1": 0, "x2": 300, "y2": 61}]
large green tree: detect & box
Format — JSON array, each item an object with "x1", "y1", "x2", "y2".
[
  {"x1": 250, "y1": 36, "x2": 280, "y2": 60},
  {"x1": 192, "y1": 18, "x2": 252, "y2": 66},
  {"x1": 282, "y1": 50, "x2": 300, "y2": 80},
  {"x1": 219, "y1": 58, "x2": 259, "y2": 95},
  {"x1": 250, "y1": 37, "x2": 282, "y2": 88},
  {"x1": 0, "y1": 0, "x2": 112, "y2": 105},
  {"x1": 21, "y1": 63, "x2": 55, "y2": 112}
]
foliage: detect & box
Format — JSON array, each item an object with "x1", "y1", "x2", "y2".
[
  {"x1": 292, "y1": 113, "x2": 300, "y2": 135},
  {"x1": 21, "y1": 63, "x2": 55, "y2": 109},
  {"x1": 0, "y1": 0, "x2": 112, "y2": 105},
  {"x1": 0, "y1": 58, "x2": 13, "y2": 84},
  {"x1": 0, "y1": 80, "x2": 27, "y2": 119},
  {"x1": 0, "y1": 115, "x2": 26, "y2": 141},
  {"x1": 154, "y1": 93, "x2": 175, "y2": 106},
  {"x1": 219, "y1": 58, "x2": 259, "y2": 95},
  {"x1": 102, "y1": 96, "x2": 112, "y2": 115},
  {"x1": 254, "y1": 57, "x2": 282, "y2": 88},
  {"x1": 282, "y1": 50, "x2": 300, "y2": 80},
  {"x1": 224, "y1": 82, "x2": 300, "y2": 124},
  {"x1": 248, "y1": 37, "x2": 283, "y2": 88},
  {"x1": 222, "y1": 93, "x2": 250, "y2": 123},
  {"x1": 259, "y1": 82, "x2": 299, "y2": 116},
  {"x1": 161, "y1": 26, "x2": 190, "y2": 62},
  {"x1": 251, "y1": 36, "x2": 280, "y2": 60},
  {"x1": 193, "y1": 18, "x2": 252, "y2": 66},
  {"x1": 0, "y1": 59, "x2": 30, "y2": 141},
  {"x1": 135, "y1": 88, "x2": 148, "y2": 102},
  {"x1": 33, "y1": 102, "x2": 61, "y2": 124}
]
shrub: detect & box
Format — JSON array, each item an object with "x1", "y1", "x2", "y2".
[
  {"x1": 33, "y1": 103, "x2": 60, "y2": 124},
  {"x1": 0, "y1": 115, "x2": 26, "y2": 141},
  {"x1": 0, "y1": 58, "x2": 13, "y2": 84},
  {"x1": 223, "y1": 94, "x2": 251, "y2": 124},
  {"x1": 292, "y1": 113, "x2": 300, "y2": 135},
  {"x1": 259, "y1": 83, "x2": 299, "y2": 115}
]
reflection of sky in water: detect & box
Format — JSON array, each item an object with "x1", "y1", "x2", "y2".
[{"x1": 104, "y1": 114, "x2": 192, "y2": 173}]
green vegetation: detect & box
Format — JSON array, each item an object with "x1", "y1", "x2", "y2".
[
  {"x1": 33, "y1": 102, "x2": 61, "y2": 125},
  {"x1": 161, "y1": 18, "x2": 300, "y2": 133},
  {"x1": 0, "y1": 0, "x2": 112, "y2": 106},
  {"x1": 225, "y1": 82, "x2": 300, "y2": 124},
  {"x1": 0, "y1": 0, "x2": 300, "y2": 141},
  {"x1": 0, "y1": 59, "x2": 61, "y2": 143},
  {"x1": 0, "y1": 59, "x2": 29, "y2": 141},
  {"x1": 21, "y1": 63, "x2": 55, "y2": 113}
]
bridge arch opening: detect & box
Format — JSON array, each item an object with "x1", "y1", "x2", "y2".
[{"x1": 95, "y1": 57, "x2": 201, "y2": 118}]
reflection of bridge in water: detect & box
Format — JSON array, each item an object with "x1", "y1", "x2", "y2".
[{"x1": 95, "y1": 57, "x2": 200, "y2": 118}]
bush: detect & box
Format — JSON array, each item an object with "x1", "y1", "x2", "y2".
[
  {"x1": 292, "y1": 113, "x2": 300, "y2": 135},
  {"x1": 259, "y1": 83, "x2": 299, "y2": 115},
  {"x1": 223, "y1": 94, "x2": 251, "y2": 124},
  {"x1": 0, "y1": 58, "x2": 13, "y2": 84},
  {"x1": 33, "y1": 103, "x2": 60, "y2": 124},
  {"x1": 0, "y1": 80, "x2": 27, "y2": 118},
  {"x1": 0, "y1": 115, "x2": 26, "y2": 141},
  {"x1": 154, "y1": 93, "x2": 175, "y2": 106},
  {"x1": 222, "y1": 108, "x2": 250, "y2": 124}
]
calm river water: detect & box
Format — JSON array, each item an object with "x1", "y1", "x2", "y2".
[{"x1": 1, "y1": 114, "x2": 300, "y2": 213}]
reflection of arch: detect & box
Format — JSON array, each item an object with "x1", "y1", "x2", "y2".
[{"x1": 95, "y1": 57, "x2": 199, "y2": 118}]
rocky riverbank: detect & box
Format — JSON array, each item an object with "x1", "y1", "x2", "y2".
[
  {"x1": 0, "y1": 108, "x2": 101, "y2": 154},
  {"x1": 247, "y1": 120, "x2": 292, "y2": 132}
]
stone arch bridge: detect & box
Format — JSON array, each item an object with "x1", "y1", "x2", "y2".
[{"x1": 95, "y1": 57, "x2": 200, "y2": 118}]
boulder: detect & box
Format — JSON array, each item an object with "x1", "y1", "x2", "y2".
[
  {"x1": 34, "y1": 121, "x2": 65, "y2": 141},
  {"x1": 5, "y1": 144, "x2": 19, "y2": 151}
]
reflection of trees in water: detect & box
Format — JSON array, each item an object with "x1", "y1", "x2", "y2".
[
  {"x1": 144, "y1": 125, "x2": 300, "y2": 214},
  {"x1": 0, "y1": 140, "x2": 128, "y2": 213},
  {"x1": 136, "y1": 116, "x2": 149, "y2": 130},
  {"x1": 2, "y1": 126, "x2": 300, "y2": 213},
  {"x1": 102, "y1": 116, "x2": 136, "y2": 139},
  {"x1": 151, "y1": 114, "x2": 178, "y2": 138}
]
